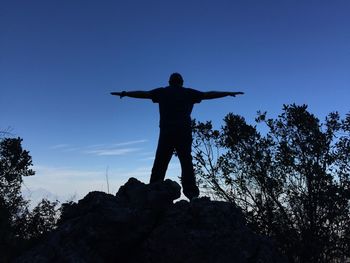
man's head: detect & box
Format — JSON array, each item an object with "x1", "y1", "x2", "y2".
[{"x1": 169, "y1": 73, "x2": 184, "y2": 87}]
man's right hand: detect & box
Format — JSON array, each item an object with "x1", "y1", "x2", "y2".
[{"x1": 110, "y1": 91, "x2": 127, "y2": 98}]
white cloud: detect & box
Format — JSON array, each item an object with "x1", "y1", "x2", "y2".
[
  {"x1": 61, "y1": 147, "x2": 80, "y2": 152},
  {"x1": 139, "y1": 156, "x2": 155, "y2": 161},
  {"x1": 24, "y1": 167, "x2": 104, "y2": 197},
  {"x1": 31, "y1": 165, "x2": 103, "y2": 180},
  {"x1": 112, "y1": 139, "x2": 148, "y2": 147},
  {"x1": 83, "y1": 140, "x2": 147, "y2": 156},
  {"x1": 138, "y1": 151, "x2": 156, "y2": 156},
  {"x1": 84, "y1": 147, "x2": 141, "y2": 156},
  {"x1": 85, "y1": 140, "x2": 148, "y2": 149},
  {"x1": 85, "y1": 143, "x2": 106, "y2": 149},
  {"x1": 23, "y1": 164, "x2": 157, "y2": 199},
  {"x1": 124, "y1": 166, "x2": 152, "y2": 178},
  {"x1": 50, "y1": 140, "x2": 148, "y2": 156},
  {"x1": 50, "y1": 144, "x2": 70, "y2": 149}
]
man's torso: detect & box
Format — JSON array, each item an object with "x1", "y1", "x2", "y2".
[{"x1": 150, "y1": 86, "x2": 203, "y2": 130}]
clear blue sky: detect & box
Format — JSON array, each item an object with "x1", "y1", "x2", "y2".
[{"x1": 1, "y1": 0, "x2": 349, "y2": 201}]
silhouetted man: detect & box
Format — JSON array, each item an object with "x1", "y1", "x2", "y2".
[{"x1": 111, "y1": 73, "x2": 244, "y2": 200}]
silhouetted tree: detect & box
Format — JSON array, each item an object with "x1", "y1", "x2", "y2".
[
  {"x1": 0, "y1": 137, "x2": 34, "y2": 226},
  {"x1": 0, "y1": 137, "x2": 60, "y2": 260},
  {"x1": 25, "y1": 198, "x2": 60, "y2": 239},
  {"x1": 0, "y1": 196, "x2": 16, "y2": 262},
  {"x1": 193, "y1": 104, "x2": 350, "y2": 263}
]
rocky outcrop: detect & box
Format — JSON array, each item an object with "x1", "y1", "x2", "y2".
[{"x1": 16, "y1": 178, "x2": 285, "y2": 263}]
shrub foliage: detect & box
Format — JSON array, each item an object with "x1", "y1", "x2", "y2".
[{"x1": 193, "y1": 104, "x2": 350, "y2": 263}]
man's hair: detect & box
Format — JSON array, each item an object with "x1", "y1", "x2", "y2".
[{"x1": 169, "y1": 73, "x2": 184, "y2": 87}]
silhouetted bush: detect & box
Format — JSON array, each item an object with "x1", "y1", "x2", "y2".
[{"x1": 193, "y1": 104, "x2": 350, "y2": 263}]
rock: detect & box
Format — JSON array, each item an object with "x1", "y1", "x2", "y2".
[
  {"x1": 115, "y1": 177, "x2": 181, "y2": 209},
  {"x1": 16, "y1": 177, "x2": 286, "y2": 263}
]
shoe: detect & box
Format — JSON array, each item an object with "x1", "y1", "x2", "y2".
[{"x1": 183, "y1": 187, "x2": 199, "y2": 201}]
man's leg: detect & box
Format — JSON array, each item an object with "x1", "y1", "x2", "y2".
[
  {"x1": 150, "y1": 130, "x2": 174, "y2": 183},
  {"x1": 175, "y1": 130, "x2": 199, "y2": 200}
]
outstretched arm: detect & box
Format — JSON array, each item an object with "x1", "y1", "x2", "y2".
[
  {"x1": 202, "y1": 91, "x2": 244, "y2": 100},
  {"x1": 110, "y1": 91, "x2": 152, "y2": 99}
]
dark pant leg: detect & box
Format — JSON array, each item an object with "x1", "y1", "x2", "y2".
[
  {"x1": 175, "y1": 130, "x2": 199, "y2": 199},
  {"x1": 150, "y1": 130, "x2": 174, "y2": 183}
]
